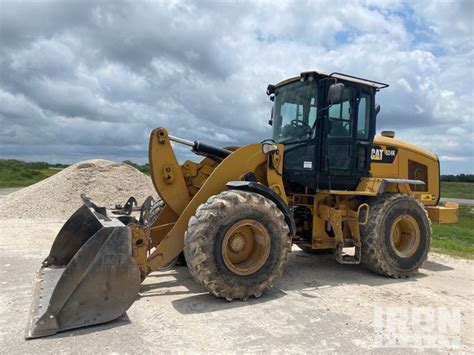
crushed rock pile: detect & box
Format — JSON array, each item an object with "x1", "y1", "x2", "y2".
[{"x1": 0, "y1": 159, "x2": 157, "y2": 220}]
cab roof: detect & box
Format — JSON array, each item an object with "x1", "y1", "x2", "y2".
[{"x1": 274, "y1": 70, "x2": 389, "y2": 90}]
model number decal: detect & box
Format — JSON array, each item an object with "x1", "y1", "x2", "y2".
[{"x1": 371, "y1": 145, "x2": 398, "y2": 163}]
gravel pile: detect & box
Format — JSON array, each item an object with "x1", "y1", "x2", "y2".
[{"x1": 0, "y1": 159, "x2": 157, "y2": 220}]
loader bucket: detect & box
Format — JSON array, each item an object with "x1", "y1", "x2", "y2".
[{"x1": 26, "y1": 205, "x2": 141, "y2": 339}]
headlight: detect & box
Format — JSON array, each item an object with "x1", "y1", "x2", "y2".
[{"x1": 262, "y1": 142, "x2": 278, "y2": 154}]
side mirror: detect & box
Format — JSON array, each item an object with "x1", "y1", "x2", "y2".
[
  {"x1": 266, "y1": 84, "x2": 275, "y2": 96},
  {"x1": 268, "y1": 107, "x2": 273, "y2": 126},
  {"x1": 375, "y1": 104, "x2": 381, "y2": 116},
  {"x1": 327, "y1": 83, "x2": 345, "y2": 105},
  {"x1": 266, "y1": 84, "x2": 275, "y2": 102}
]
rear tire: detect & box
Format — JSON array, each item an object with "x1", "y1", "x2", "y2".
[
  {"x1": 184, "y1": 190, "x2": 291, "y2": 301},
  {"x1": 361, "y1": 194, "x2": 431, "y2": 278}
]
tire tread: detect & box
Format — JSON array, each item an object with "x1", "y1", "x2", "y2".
[{"x1": 184, "y1": 190, "x2": 291, "y2": 301}]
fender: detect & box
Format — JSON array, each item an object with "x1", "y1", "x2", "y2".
[
  {"x1": 378, "y1": 178, "x2": 425, "y2": 194},
  {"x1": 145, "y1": 143, "x2": 268, "y2": 272},
  {"x1": 226, "y1": 181, "x2": 296, "y2": 237}
]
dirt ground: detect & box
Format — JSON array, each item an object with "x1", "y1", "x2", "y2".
[{"x1": 0, "y1": 218, "x2": 472, "y2": 354}]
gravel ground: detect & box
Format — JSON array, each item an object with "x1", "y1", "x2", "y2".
[{"x1": 0, "y1": 218, "x2": 472, "y2": 353}]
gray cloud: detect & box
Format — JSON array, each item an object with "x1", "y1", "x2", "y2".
[{"x1": 0, "y1": 0, "x2": 472, "y2": 174}]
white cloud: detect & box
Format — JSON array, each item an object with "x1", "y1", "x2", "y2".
[
  {"x1": 0, "y1": 0, "x2": 472, "y2": 173},
  {"x1": 412, "y1": 0, "x2": 473, "y2": 50}
]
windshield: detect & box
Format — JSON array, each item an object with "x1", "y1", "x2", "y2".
[{"x1": 272, "y1": 81, "x2": 318, "y2": 143}]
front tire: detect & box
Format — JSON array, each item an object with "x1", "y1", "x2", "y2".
[
  {"x1": 184, "y1": 190, "x2": 291, "y2": 301},
  {"x1": 361, "y1": 194, "x2": 431, "y2": 278}
]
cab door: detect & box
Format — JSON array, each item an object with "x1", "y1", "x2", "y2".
[
  {"x1": 320, "y1": 84, "x2": 374, "y2": 189},
  {"x1": 276, "y1": 82, "x2": 320, "y2": 188}
]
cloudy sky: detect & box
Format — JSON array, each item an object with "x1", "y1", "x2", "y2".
[{"x1": 0, "y1": 0, "x2": 472, "y2": 173}]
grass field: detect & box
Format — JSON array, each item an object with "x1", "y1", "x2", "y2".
[
  {"x1": 441, "y1": 182, "x2": 474, "y2": 199},
  {"x1": 0, "y1": 161, "x2": 62, "y2": 188},
  {"x1": 432, "y1": 206, "x2": 474, "y2": 259},
  {"x1": 0, "y1": 169, "x2": 59, "y2": 187}
]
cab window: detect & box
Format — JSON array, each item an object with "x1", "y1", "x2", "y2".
[
  {"x1": 273, "y1": 81, "x2": 318, "y2": 142},
  {"x1": 356, "y1": 93, "x2": 371, "y2": 140},
  {"x1": 328, "y1": 87, "x2": 355, "y2": 137}
]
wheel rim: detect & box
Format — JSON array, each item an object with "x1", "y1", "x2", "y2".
[
  {"x1": 222, "y1": 219, "x2": 271, "y2": 276},
  {"x1": 389, "y1": 215, "x2": 420, "y2": 258}
]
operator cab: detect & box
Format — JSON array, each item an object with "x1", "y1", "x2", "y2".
[{"x1": 267, "y1": 71, "x2": 388, "y2": 191}]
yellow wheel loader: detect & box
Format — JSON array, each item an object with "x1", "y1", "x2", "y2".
[{"x1": 26, "y1": 71, "x2": 459, "y2": 338}]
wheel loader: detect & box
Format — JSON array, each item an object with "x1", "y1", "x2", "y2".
[{"x1": 26, "y1": 70, "x2": 459, "y2": 339}]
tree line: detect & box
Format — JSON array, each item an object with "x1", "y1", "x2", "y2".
[{"x1": 440, "y1": 174, "x2": 474, "y2": 182}]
